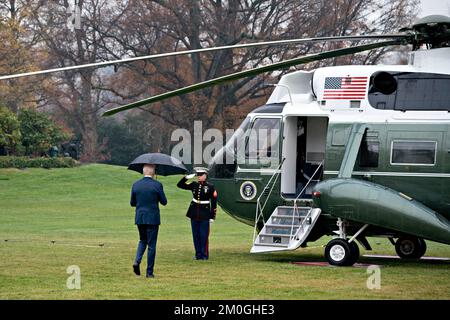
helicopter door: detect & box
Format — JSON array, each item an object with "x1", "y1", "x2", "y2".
[{"x1": 281, "y1": 116, "x2": 328, "y2": 199}]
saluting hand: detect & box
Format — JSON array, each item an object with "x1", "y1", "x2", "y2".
[{"x1": 186, "y1": 173, "x2": 195, "y2": 179}]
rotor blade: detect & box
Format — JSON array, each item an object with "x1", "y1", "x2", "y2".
[
  {"x1": 103, "y1": 39, "x2": 402, "y2": 117},
  {"x1": 0, "y1": 34, "x2": 407, "y2": 81}
]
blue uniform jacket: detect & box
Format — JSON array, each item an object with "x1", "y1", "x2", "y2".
[
  {"x1": 177, "y1": 177, "x2": 217, "y2": 221},
  {"x1": 130, "y1": 177, "x2": 167, "y2": 225}
]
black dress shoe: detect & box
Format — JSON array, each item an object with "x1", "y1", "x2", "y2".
[
  {"x1": 146, "y1": 274, "x2": 155, "y2": 278},
  {"x1": 133, "y1": 264, "x2": 140, "y2": 276}
]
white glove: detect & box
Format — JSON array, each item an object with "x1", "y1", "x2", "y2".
[
  {"x1": 209, "y1": 219, "x2": 214, "y2": 224},
  {"x1": 186, "y1": 173, "x2": 195, "y2": 179}
]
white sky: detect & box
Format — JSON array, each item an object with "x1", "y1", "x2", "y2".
[{"x1": 419, "y1": 0, "x2": 450, "y2": 17}]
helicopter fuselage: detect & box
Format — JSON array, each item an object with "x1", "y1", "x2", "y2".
[{"x1": 209, "y1": 47, "x2": 450, "y2": 246}]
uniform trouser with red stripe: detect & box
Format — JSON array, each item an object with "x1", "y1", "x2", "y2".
[{"x1": 191, "y1": 219, "x2": 210, "y2": 259}]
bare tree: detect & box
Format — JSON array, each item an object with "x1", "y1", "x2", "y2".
[
  {"x1": 0, "y1": 0, "x2": 44, "y2": 113},
  {"x1": 95, "y1": 1, "x2": 323, "y2": 131},
  {"x1": 29, "y1": 0, "x2": 127, "y2": 161},
  {"x1": 1, "y1": 0, "x2": 419, "y2": 161},
  {"x1": 97, "y1": 0, "x2": 419, "y2": 134}
]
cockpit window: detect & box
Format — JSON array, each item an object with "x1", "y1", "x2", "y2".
[
  {"x1": 245, "y1": 118, "x2": 280, "y2": 159},
  {"x1": 208, "y1": 117, "x2": 251, "y2": 178},
  {"x1": 224, "y1": 117, "x2": 251, "y2": 155}
]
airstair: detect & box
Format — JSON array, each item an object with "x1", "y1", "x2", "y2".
[
  {"x1": 251, "y1": 206, "x2": 321, "y2": 253},
  {"x1": 251, "y1": 160, "x2": 323, "y2": 253}
]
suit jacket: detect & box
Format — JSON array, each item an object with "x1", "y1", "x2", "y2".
[
  {"x1": 130, "y1": 177, "x2": 167, "y2": 225},
  {"x1": 177, "y1": 177, "x2": 217, "y2": 220}
]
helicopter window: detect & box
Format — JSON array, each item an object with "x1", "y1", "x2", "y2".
[
  {"x1": 252, "y1": 103, "x2": 285, "y2": 113},
  {"x1": 391, "y1": 141, "x2": 436, "y2": 166},
  {"x1": 395, "y1": 77, "x2": 450, "y2": 111},
  {"x1": 358, "y1": 138, "x2": 379, "y2": 168},
  {"x1": 245, "y1": 118, "x2": 280, "y2": 160},
  {"x1": 376, "y1": 102, "x2": 386, "y2": 109},
  {"x1": 208, "y1": 117, "x2": 251, "y2": 179},
  {"x1": 368, "y1": 72, "x2": 450, "y2": 111},
  {"x1": 332, "y1": 127, "x2": 351, "y2": 146}
]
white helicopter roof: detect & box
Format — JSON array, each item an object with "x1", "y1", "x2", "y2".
[{"x1": 257, "y1": 47, "x2": 450, "y2": 124}]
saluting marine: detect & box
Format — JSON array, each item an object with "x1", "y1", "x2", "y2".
[{"x1": 177, "y1": 167, "x2": 218, "y2": 260}]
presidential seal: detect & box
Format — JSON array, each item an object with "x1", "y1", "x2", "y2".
[{"x1": 240, "y1": 181, "x2": 257, "y2": 201}]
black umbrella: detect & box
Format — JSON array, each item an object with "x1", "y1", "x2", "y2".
[{"x1": 128, "y1": 153, "x2": 188, "y2": 176}]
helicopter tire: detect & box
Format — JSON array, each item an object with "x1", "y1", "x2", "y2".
[
  {"x1": 395, "y1": 236, "x2": 426, "y2": 259},
  {"x1": 348, "y1": 240, "x2": 360, "y2": 266},
  {"x1": 417, "y1": 238, "x2": 427, "y2": 258},
  {"x1": 325, "y1": 238, "x2": 356, "y2": 266}
]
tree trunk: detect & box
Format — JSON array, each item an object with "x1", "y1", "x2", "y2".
[{"x1": 79, "y1": 70, "x2": 101, "y2": 161}]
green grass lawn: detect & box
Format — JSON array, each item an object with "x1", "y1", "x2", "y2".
[{"x1": 0, "y1": 164, "x2": 449, "y2": 299}]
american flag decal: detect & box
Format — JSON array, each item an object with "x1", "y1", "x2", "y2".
[{"x1": 323, "y1": 76, "x2": 368, "y2": 100}]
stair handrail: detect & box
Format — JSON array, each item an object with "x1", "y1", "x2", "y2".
[
  {"x1": 253, "y1": 158, "x2": 285, "y2": 243},
  {"x1": 289, "y1": 160, "x2": 324, "y2": 240},
  {"x1": 289, "y1": 207, "x2": 314, "y2": 243}
]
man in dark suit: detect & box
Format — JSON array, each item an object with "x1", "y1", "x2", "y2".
[
  {"x1": 130, "y1": 164, "x2": 167, "y2": 278},
  {"x1": 177, "y1": 167, "x2": 217, "y2": 260}
]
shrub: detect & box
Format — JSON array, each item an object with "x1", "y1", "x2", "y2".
[
  {"x1": 0, "y1": 107, "x2": 21, "y2": 155},
  {"x1": 0, "y1": 156, "x2": 79, "y2": 169},
  {"x1": 18, "y1": 109, "x2": 70, "y2": 156},
  {"x1": 98, "y1": 116, "x2": 151, "y2": 166}
]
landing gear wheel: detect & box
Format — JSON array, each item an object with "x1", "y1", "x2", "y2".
[
  {"x1": 325, "y1": 238, "x2": 356, "y2": 266},
  {"x1": 395, "y1": 237, "x2": 426, "y2": 259},
  {"x1": 417, "y1": 238, "x2": 427, "y2": 258},
  {"x1": 348, "y1": 241, "x2": 360, "y2": 266}
]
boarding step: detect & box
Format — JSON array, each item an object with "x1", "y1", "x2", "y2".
[
  {"x1": 276, "y1": 206, "x2": 311, "y2": 216},
  {"x1": 251, "y1": 242, "x2": 288, "y2": 248},
  {"x1": 259, "y1": 233, "x2": 293, "y2": 238},
  {"x1": 258, "y1": 233, "x2": 295, "y2": 245},
  {"x1": 251, "y1": 206, "x2": 321, "y2": 253},
  {"x1": 271, "y1": 216, "x2": 305, "y2": 225},
  {"x1": 264, "y1": 225, "x2": 300, "y2": 235}
]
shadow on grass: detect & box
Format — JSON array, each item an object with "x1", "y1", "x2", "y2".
[
  {"x1": 358, "y1": 256, "x2": 450, "y2": 268},
  {"x1": 243, "y1": 250, "x2": 450, "y2": 268}
]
